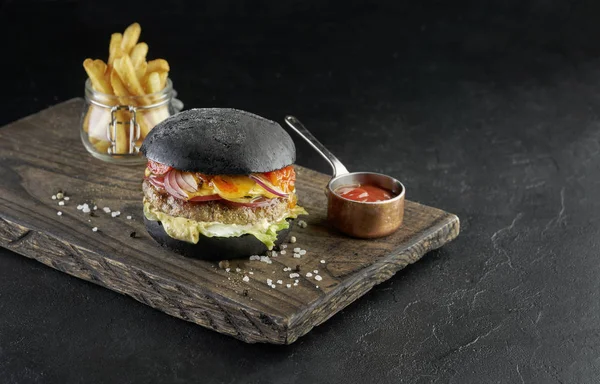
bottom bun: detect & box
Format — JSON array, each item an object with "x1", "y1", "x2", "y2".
[{"x1": 144, "y1": 217, "x2": 293, "y2": 261}]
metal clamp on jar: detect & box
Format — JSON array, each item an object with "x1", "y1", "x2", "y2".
[{"x1": 80, "y1": 78, "x2": 183, "y2": 165}]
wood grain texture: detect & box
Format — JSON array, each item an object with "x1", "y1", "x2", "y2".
[{"x1": 0, "y1": 99, "x2": 460, "y2": 344}]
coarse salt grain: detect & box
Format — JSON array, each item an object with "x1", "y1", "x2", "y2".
[
  {"x1": 57, "y1": 211, "x2": 62, "y2": 216},
  {"x1": 267, "y1": 279, "x2": 273, "y2": 285},
  {"x1": 299, "y1": 250, "x2": 307, "y2": 255},
  {"x1": 281, "y1": 244, "x2": 287, "y2": 249},
  {"x1": 64, "y1": 197, "x2": 70, "y2": 201},
  {"x1": 290, "y1": 236, "x2": 296, "y2": 243},
  {"x1": 280, "y1": 250, "x2": 286, "y2": 255},
  {"x1": 316, "y1": 286, "x2": 319, "y2": 289},
  {"x1": 271, "y1": 251, "x2": 278, "y2": 257},
  {"x1": 260, "y1": 256, "x2": 272, "y2": 264},
  {"x1": 306, "y1": 272, "x2": 313, "y2": 277},
  {"x1": 289, "y1": 273, "x2": 300, "y2": 278},
  {"x1": 52, "y1": 195, "x2": 57, "y2": 200},
  {"x1": 295, "y1": 279, "x2": 299, "y2": 283},
  {"x1": 276, "y1": 280, "x2": 283, "y2": 285},
  {"x1": 293, "y1": 254, "x2": 301, "y2": 259},
  {"x1": 321, "y1": 260, "x2": 326, "y2": 264},
  {"x1": 111, "y1": 212, "x2": 119, "y2": 217},
  {"x1": 127, "y1": 216, "x2": 132, "y2": 220},
  {"x1": 294, "y1": 282, "x2": 298, "y2": 286},
  {"x1": 225, "y1": 268, "x2": 230, "y2": 272},
  {"x1": 77, "y1": 205, "x2": 83, "y2": 210},
  {"x1": 82, "y1": 206, "x2": 90, "y2": 213},
  {"x1": 243, "y1": 276, "x2": 250, "y2": 282},
  {"x1": 293, "y1": 247, "x2": 301, "y2": 252},
  {"x1": 92, "y1": 227, "x2": 98, "y2": 232},
  {"x1": 249, "y1": 255, "x2": 260, "y2": 261},
  {"x1": 235, "y1": 268, "x2": 242, "y2": 273},
  {"x1": 315, "y1": 275, "x2": 323, "y2": 281},
  {"x1": 286, "y1": 284, "x2": 291, "y2": 288},
  {"x1": 271, "y1": 284, "x2": 276, "y2": 289},
  {"x1": 103, "y1": 207, "x2": 111, "y2": 213},
  {"x1": 249, "y1": 271, "x2": 254, "y2": 275},
  {"x1": 313, "y1": 270, "x2": 319, "y2": 274},
  {"x1": 58, "y1": 201, "x2": 65, "y2": 206},
  {"x1": 56, "y1": 193, "x2": 64, "y2": 199},
  {"x1": 93, "y1": 206, "x2": 97, "y2": 210}
]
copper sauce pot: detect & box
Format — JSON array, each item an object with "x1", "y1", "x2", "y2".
[{"x1": 285, "y1": 116, "x2": 406, "y2": 239}]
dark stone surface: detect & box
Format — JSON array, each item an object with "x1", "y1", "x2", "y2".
[
  {"x1": 2, "y1": 0, "x2": 600, "y2": 383},
  {"x1": 141, "y1": 108, "x2": 296, "y2": 174}
]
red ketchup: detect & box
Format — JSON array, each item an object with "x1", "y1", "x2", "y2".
[{"x1": 335, "y1": 184, "x2": 394, "y2": 203}]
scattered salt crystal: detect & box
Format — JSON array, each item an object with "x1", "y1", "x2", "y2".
[
  {"x1": 316, "y1": 286, "x2": 319, "y2": 289},
  {"x1": 249, "y1": 255, "x2": 260, "y2": 261},
  {"x1": 127, "y1": 216, "x2": 132, "y2": 220},
  {"x1": 58, "y1": 201, "x2": 65, "y2": 206},
  {"x1": 315, "y1": 275, "x2": 323, "y2": 281},
  {"x1": 92, "y1": 227, "x2": 98, "y2": 232},
  {"x1": 293, "y1": 254, "x2": 301, "y2": 259},
  {"x1": 77, "y1": 205, "x2": 83, "y2": 210},
  {"x1": 289, "y1": 273, "x2": 300, "y2": 278},
  {"x1": 243, "y1": 276, "x2": 250, "y2": 282},
  {"x1": 271, "y1": 251, "x2": 278, "y2": 257},
  {"x1": 267, "y1": 279, "x2": 273, "y2": 285},
  {"x1": 225, "y1": 268, "x2": 230, "y2": 272},
  {"x1": 260, "y1": 256, "x2": 272, "y2": 264},
  {"x1": 306, "y1": 272, "x2": 313, "y2": 277},
  {"x1": 290, "y1": 236, "x2": 297, "y2": 243},
  {"x1": 271, "y1": 284, "x2": 276, "y2": 289},
  {"x1": 299, "y1": 250, "x2": 307, "y2": 255},
  {"x1": 57, "y1": 211, "x2": 62, "y2": 216},
  {"x1": 56, "y1": 192, "x2": 64, "y2": 199},
  {"x1": 276, "y1": 280, "x2": 283, "y2": 285},
  {"x1": 313, "y1": 270, "x2": 319, "y2": 274},
  {"x1": 93, "y1": 206, "x2": 97, "y2": 210},
  {"x1": 52, "y1": 195, "x2": 57, "y2": 200},
  {"x1": 249, "y1": 271, "x2": 254, "y2": 275},
  {"x1": 235, "y1": 268, "x2": 242, "y2": 273},
  {"x1": 103, "y1": 207, "x2": 111, "y2": 213},
  {"x1": 293, "y1": 247, "x2": 301, "y2": 252},
  {"x1": 64, "y1": 197, "x2": 70, "y2": 201},
  {"x1": 82, "y1": 207, "x2": 91, "y2": 213},
  {"x1": 111, "y1": 211, "x2": 119, "y2": 217},
  {"x1": 281, "y1": 244, "x2": 287, "y2": 249},
  {"x1": 286, "y1": 284, "x2": 291, "y2": 288},
  {"x1": 320, "y1": 260, "x2": 326, "y2": 264},
  {"x1": 293, "y1": 282, "x2": 298, "y2": 286},
  {"x1": 280, "y1": 250, "x2": 286, "y2": 255}
]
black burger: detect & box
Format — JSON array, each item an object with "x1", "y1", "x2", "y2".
[{"x1": 140, "y1": 108, "x2": 307, "y2": 260}]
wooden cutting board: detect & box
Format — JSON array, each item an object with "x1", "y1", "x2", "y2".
[{"x1": 0, "y1": 99, "x2": 460, "y2": 344}]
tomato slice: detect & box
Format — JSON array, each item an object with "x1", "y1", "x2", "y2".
[
  {"x1": 148, "y1": 160, "x2": 171, "y2": 175},
  {"x1": 188, "y1": 194, "x2": 222, "y2": 202},
  {"x1": 224, "y1": 197, "x2": 276, "y2": 208}
]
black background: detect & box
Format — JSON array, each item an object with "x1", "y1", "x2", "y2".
[{"x1": 2, "y1": 0, "x2": 600, "y2": 383}]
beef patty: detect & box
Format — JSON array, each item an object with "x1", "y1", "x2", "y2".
[{"x1": 143, "y1": 179, "x2": 291, "y2": 225}]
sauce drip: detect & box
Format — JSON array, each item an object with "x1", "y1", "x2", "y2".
[{"x1": 335, "y1": 184, "x2": 394, "y2": 203}]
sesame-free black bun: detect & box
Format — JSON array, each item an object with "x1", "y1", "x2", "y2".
[
  {"x1": 143, "y1": 217, "x2": 293, "y2": 261},
  {"x1": 140, "y1": 108, "x2": 296, "y2": 174}
]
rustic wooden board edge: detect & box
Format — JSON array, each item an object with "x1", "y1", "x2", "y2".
[
  {"x1": 0, "y1": 215, "x2": 290, "y2": 344},
  {"x1": 286, "y1": 212, "x2": 459, "y2": 343}
]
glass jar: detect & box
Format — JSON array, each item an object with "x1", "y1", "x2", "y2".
[{"x1": 80, "y1": 78, "x2": 183, "y2": 165}]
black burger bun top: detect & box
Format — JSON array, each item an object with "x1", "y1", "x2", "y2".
[{"x1": 140, "y1": 108, "x2": 296, "y2": 174}]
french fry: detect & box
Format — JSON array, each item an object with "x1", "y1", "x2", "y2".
[
  {"x1": 113, "y1": 110, "x2": 130, "y2": 154},
  {"x1": 146, "y1": 59, "x2": 170, "y2": 74},
  {"x1": 135, "y1": 60, "x2": 147, "y2": 81},
  {"x1": 146, "y1": 72, "x2": 161, "y2": 94},
  {"x1": 114, "y1": 55, "x2": 145, "y2": 96},
  {"x1": 121, "y1": 23, "x2": 141, "y2": 55},
  {"x1": 110, "y1": 67, "x2": 130, "y2": 98},
  {"x1": 159, "y1": 72, "x2": 168, "y2": 90},
  {"x1": 83, "y1": 58, "x2": 112, "y2": 94},
  {"x1": 108, "y1": 33, "x2": 123, "y2": 67},
  {"x1": 131, "y1": 42, "x2": 148, "y2": 68}
]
